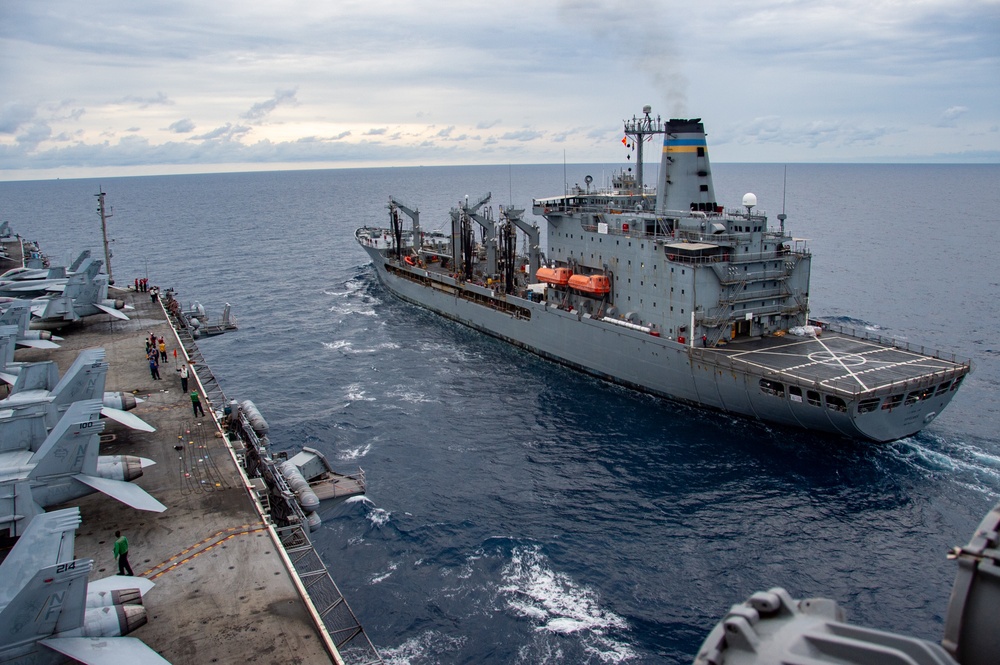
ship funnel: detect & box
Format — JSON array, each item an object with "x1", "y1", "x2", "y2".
[{"x1": 655, "y1": 119, "x2": 718, "y2": 215}]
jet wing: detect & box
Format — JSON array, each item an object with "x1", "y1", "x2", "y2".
[
  {"x1": 88, "y1": 575, "x2": 155, "y2": 597},
  {"x1": 73, "y1": 475, "x2": 167, "y2": 513},
  {"x1": 16, "y1": 338, "x2": 61, "y2": 349},
  {"x1": 93, "y1": 303, "x2": 130, "y2": 320},
  {"x1": 101, "y1": 406, "x2": 156, "y2": 432},
  {"x1": 41, "y1": 636, "x2": 172, "y2": 664}
]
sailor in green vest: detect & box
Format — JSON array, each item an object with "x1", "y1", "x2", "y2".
[
  {"x1": 114, "y1": 530, "x2": 134, "y2": 576},
  {"x1": 191, "y1": 390, "x2": 205, "y2": 417}
]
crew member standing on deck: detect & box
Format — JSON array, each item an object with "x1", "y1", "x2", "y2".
[
  {"x1": 158, "y1": 337, "x2": 167, "y2": 363},
  {"x1": 191, "y1": 390, "x2": 205, "y2": 417},
  {"x1": 179, "y1": 363, "x2": 189, "y2": 393},
  {"x1": 114, "y1": 530, "x2": 134, "y2": 576},
  {"x1": 149, "y1": 355, "x2": 160, "y2": 380}
]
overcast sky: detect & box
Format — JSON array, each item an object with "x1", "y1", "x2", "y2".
[{"x1": 1, "y1": 0, "x2": 998, "y2": 180}]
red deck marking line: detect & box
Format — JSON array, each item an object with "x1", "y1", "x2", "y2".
[{"x1": 141, "y1": 523, "x2": 266, "y2": 578}]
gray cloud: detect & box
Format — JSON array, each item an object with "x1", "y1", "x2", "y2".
[
  {"x1": 190, "y1": 124, "x2": 252, "y2": 141},
  {"x1": 242, "y1": 89, "x2": 298, "y2": 122},
  {"x1": 0, "y1": 102, "x2": 37, "y2": 134},
  {"x1": 501, "y1": 129, "x2": 545, "y2": 142},
  {"x1": 118, "y1": 92, "x2": 173, "y2": 108},
  {"x1": 167, "y1": 118, "x2": 196, "y2": 133}
]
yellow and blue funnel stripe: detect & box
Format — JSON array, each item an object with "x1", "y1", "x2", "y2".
[{"x1": 663, "y1": 137, "x2": 707, "y2": 154}]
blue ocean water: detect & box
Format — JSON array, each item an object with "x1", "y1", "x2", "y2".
[{"x1": 2, "y1": 163, "x2": 998, "y2": 664}]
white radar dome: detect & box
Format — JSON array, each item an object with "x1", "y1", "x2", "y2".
[{"x1": 742, "y1": 193, "x2": 758, "y2": 209}]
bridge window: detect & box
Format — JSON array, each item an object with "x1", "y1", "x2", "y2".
[
  {"x1": 825, "y1": 395, "x2": 848, "y2": 412},
  {"x1": 935, "y1": 381, "x2": 952, "y2": 395},
  {"x1": 904, "y1": 391, "x2": 921, "y2": 406},
  {"x1": 951, "y1": 376, "x2": 965, "y2": 391},
  {"x1": 806, "y1": 390, "x2": 821, "y2": 407},
  {"x1": 789, "y1": 386, "x2": 803, "y2": 402}
]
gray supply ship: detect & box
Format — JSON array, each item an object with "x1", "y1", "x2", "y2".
[{"x1": 356, "y1": 108, "x2": 971, "y2": 442}]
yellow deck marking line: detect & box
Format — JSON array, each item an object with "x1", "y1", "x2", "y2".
[{"x1": 141, "y1": 522, "x2": 267, "y2": 579}]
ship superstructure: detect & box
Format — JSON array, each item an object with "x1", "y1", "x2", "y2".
[{"x1": 355, "y1": 107, "x2": 971, "y2": 442}]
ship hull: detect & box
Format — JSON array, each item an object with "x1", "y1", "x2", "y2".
[{"x1": 358, "y1": 239, "x2": 964, "y2": 443}]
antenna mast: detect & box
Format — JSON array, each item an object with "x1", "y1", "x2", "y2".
[
  {"x1": 96, "y1": 189, "x2": 114, "y2": 285},
  {"x1": 622, "y1": 105, "x2": 666, "y2": 194},
  {"x1": 778, "y1": 165, "x2": 788, "y2": 235}
]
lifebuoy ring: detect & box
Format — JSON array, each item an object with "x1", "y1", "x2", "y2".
[{"x1": 404, "y1": 256, "x2": 416, "y2": 266}]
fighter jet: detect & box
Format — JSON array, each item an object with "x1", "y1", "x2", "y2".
[
  {"x1": 0, "y1": 250, "x2": 90, "y2": 288},
  {"x1": 0, "y1": 507, "x2": 170, "y2": 664},
  {"x1": 0, "y1": 301, "x2": 62, "y2": 350},
  {"x1": 28, "y1": 260, "x2": 132, "y2": 327},
  {"x1": 0, "y1": 400, "x2": 166, "y2": 538},
  {"x1": 0, "y1": 348, "x2": 155, "y2": 433},
  {"x1": 0, "y1": 255, "x2": 101, "y2": 300}
]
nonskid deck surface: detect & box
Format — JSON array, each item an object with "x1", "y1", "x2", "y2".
[
  {"x1": 700, "y1": 331, "x2": 967, "y2": 396},
  {"x1": 3, "y1": 277, "x2": 335, "y2": 663}
]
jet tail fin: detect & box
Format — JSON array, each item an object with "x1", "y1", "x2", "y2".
[
  {"x1": 68, "y1": 249, "x2": 91, "y2": 273},
  {"x1": 32, "y1": 294, "x2": 77, "y2": 323},
  {"x1": 0, "y1": 324, "x2": 17, "y2": 369},
  {"x1": 60, "y1": 260, "x2": 104, "y2": 306},
  {"x1": 0, "y1": 300, "x2": 30, "y2": 328},
  {"x1": 0, "y1": 482, "x2": 45, "y2": 537},
  {"x1": 9, "y1": 361, "x2": 60, "y2": 394},
  {"x1": 0, "y1": 558, "x2": 93, "y2": 647},
  {"x1": 0, "y1": 414, "x2": 49, "y2": 453},
  {"x1": 50, "y1": 349, "x2": 108, "y2": 407},
  {"x1": 0, "y1": 507, "x2": 80, "y2": 607},
  {"x1": 29, "y1": 400, "x2": 105, "y2": 478}
]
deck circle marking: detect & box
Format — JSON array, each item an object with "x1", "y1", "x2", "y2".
[{"x1": 808, "y1": 351, "x2": 867, "y2": 367}]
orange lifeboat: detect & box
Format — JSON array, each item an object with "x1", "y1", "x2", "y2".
[
  {"x1": 536, "y1": 267, "x2": 572, "y2": 286},
  {"x1": 568, "y1": 274, "x2": 611, "y2": 295}
]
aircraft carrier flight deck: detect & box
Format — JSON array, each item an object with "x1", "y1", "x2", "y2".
[{"x1": 0, "y1": 236, "x2": 354, "y2": 665}]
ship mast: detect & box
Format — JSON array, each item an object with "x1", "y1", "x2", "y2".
[
  {"x1": 96, "y1": 189, "x2": 114, "y2": 285},
  {"x1": 622, "y1": 105, "x2": 666, "y2": 194}
]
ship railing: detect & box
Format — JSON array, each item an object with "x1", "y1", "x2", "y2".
[
  {"x1": 698, "y1": 302, "x2": 802, "y2": 329},
  {"x1": 231, "y1": 412, "x2": 385, "y2": 665},
  {"x1": 809, "y1": 319, "x2": 974, "y2": 368},
  {"x1": 277, "y1": 523, "x2": 384, "y2": 665},
  {"x1": 710, "y1": 264, "x2": 793, "y2": 285}
]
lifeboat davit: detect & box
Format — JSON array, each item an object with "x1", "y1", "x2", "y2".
[
  {"x1": 568, "y1": 274, "x2": 611, "y2": 295},
  {"x1": 536, "y1": 267, "x2": 572, "y2": 286}
]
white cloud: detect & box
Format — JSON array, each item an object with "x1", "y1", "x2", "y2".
[{"x1": 937, "y1": 106, "x2": 970, "y2": 128}]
